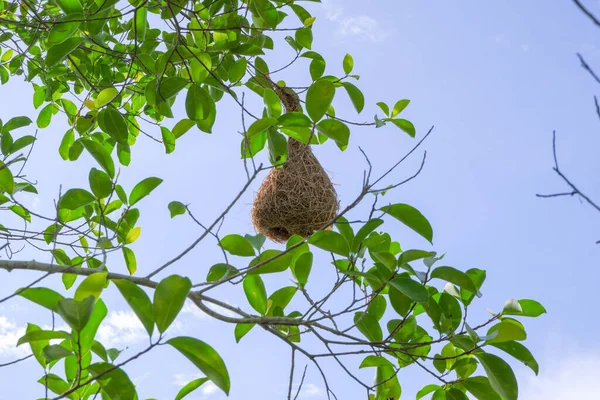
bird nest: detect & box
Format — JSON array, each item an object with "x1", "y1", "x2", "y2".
[{"x1": 251, "y1": 138, "x2": 339, "y2": 243}]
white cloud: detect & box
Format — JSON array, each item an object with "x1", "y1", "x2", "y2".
[
  {"x1": 520, "y1": 351, "x2": 600, "y2": 399},
  {"x1": 299, "y1": 383, "x2": 323, "y2": 398},
  {"x1": 321, "y1": 0, "x2": 389, "y2": 43},
  {"x1": 96, "y1": 310, "x2": 183, "y2": 347},
  {"x1": 173, "y1": 372, "x2": 203, "y2": 387},
  {"x1": 202, "y1": 382, "x2": 218, "y2": 396},
  {"x1": 0, "y1": 316, "x2": 28, "y2": 358},
  {"x1": 182, "y1": 300, "x2": 239, "y2": 320}
]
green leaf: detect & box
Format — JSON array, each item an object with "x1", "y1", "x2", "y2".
[
  {"x1": 55, "y1": 0, "x2": 83, "y2": 14},
  {"x1": 74, "y1": 272, "x2": 107, "y2": 301},
  {"x1": 220, "y1": 234, "x2": 255, "y2": 257},
  {"x1": 37, "y1": 103, "x2": 54, "y2": 128},
  {"x1": 278, "y1": 112, "x2": 312, "y2": 127},
  {"x1": 234, "y1": 323, "x2": 254, "y2": 343},
  {"x1": 474, "y1": 353, "x2": 518, "y2": 400},
  {"x1": 186, "y1": 84, "x2": 214, "y2": 121},
  {"x1": 88, "y1": 363, "x2": 137, "y2": 400},
  {"x1": 161, "y1": 126, "x2": 176, "y2": 154},
  {"x1": 190, "y1": 54, "x2": 212, "y2": 83},
  {"x1": 353, "y1": 311, "x2": 382, "y2": 342},
  {"x1": 113, "y1": 279, "x2": 154, "y2": 337},
  {"x1": 248, "y1": 249, "x2": 292, "y2": 274},
  {"x1": 490, "y1": 340, "x2": 539, "y2": 375},
  {"x1": 293, "y1": 252, "x2": 313, "y2": 286},
  {"x1": 367, "y1": 295, "x2": 387, "y2": 321},
  {"x1": 269, "y1": 286, "x2": 297, "y2": 311},
  {"x1": 229, "y1": 58, "x2": 247, "y2": 82},
  {"x1": 308, "y1": 230, "x2": 349, "y2": 257},
  {"x1": 306, "y1": 79, "x2": 335, "y2": 122},
  {"x1": 485, "y1": 319, "x2": 527, "y2": 344},
  {"x1": 56, "y1": 296, "x2": 96, "y2": 332},
  {"x1": 129, "y1": 177, "x2": 163, "y2": 206},
  {"x1": 175, "y1": 377, "x2": 210, "y2": 400},
  {"x1": 169, "y1": 201, "x2": 187, "y2": 218},
  {"x1": 96, "y1": 87, "x2": 119, "y2": 108},
  {"x1": 381, "y1": 203, "x2": 433, "y2": 243},
  {"x1": 430, "y1": 266, "x2": 479, "y2": 295},
  {"x1": 316, "y1": 119, "x2": 350, "y2": 149},
  {"x1": 207, "y1": 263, "x2": 238, "y2": 282},
  {"x1": 2, "y1": 116, "x2": 32, "y2": 133},
  {"x1": 46, "y1": 37, "x2": 85, "y2": 67},
  {"x1": 351, "y1": 218, "x2": 384, "y2": 252},
  {"x1": 59, "y1": 188, "x2": 96, "y2": 210},
  {"x1": 11, "y1": 135, "x2": 36, "y2": 153},
  {"x1": 343, "y1": 53, "x2": 354, "y2": 74},
  {"x1": 168, "y1": 336, "x2": 230, "y2": 395},
  {"x1": 244, "y1": 233, "x2": 266, "y2": 250},
  {"x1": 342, "y1": 82, "x2": 364, "y2": 114},
  {"x1": 389, "y1": 277, "x2": 429, "y2": 302},
  {"x1": 243, "y1": 275, "x2": 267, "y2": 314},
  {"x1": 98, "y1": 108, "x2": 128, "y2": 144},
  {"x1": 79, "y1": 299, "x2": 108, "y2": 354},
  {"x1": 389, "y1": 118, "x2": 416, "y2": 137},
  {"x1": 0, "y1": 161, "x2": 14, "y2": 194},
  {"x1": 82, "y1": 139, "x2": 115, "y2": 178},
  {"x1": 417, "y1": 385, "x2": 441, "y2": 399},
  {"x1": 89, "y1": 168, "x2": 112, "y2": 198},
  {"x1": 18, "y1": 287, "x2": 64, "y2": 312},
  {"x1": 246, "y1": 117, "x2": 279, "y2": 138},
  {"x1": 153, "y1": 275, "x2": 191, "y2": 334},
  {"x1": 9, "y1": 204, "x2": 31, "y2": 222},
  {"x1": 503, "y1": 299, "x2": 546, "y2": 317},
  {"x1": 377, "y1": 102, "x2": 390, "y2": 117},
  {"x1": 295, "y1": 26, "x2": 313, "y2": 49},
  {"x1": 135, "y1": 7, "x2": 147, "y2": 41},
  {"x1": 42, "y1": 344, "x2": 73, "y2": 362},
  {"x1": 17, "y1": 330, "x2": 71, "y2": 346},
  {"x1": 359, "y1": 355, "x2": 395, "y2": 369},
  {"x1": 122, "y1": 247, "x2": 137, "y2": 275},
  {"x1": 48, "y1": 17, "x2": 81, "y2": 44},
  {"x1": 463, "y1": 376, "x2": 502, "y2": 400},
  {"x1": 391, "y1": 100, "x2": 410, "y2": 117},
  {"x1": 173, "y1": 119, "x2": 196, "y2": 138}
]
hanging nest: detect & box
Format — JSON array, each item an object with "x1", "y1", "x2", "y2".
[{"x1": 251, "y1": 81, "x2": 339, "y2": 242}]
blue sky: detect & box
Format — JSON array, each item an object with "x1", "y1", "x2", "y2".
[{"x1": 1, "y1": 0, "x2": 600, "y2": 399}]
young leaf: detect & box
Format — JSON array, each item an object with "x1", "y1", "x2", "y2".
[
  {"x1": 129, "y1": 177, "x2": 163, "y2": 206},
  {"x1": 243, "y1": 275, "x2": 267, "y2": 314},
  {"x1": 167, "y1": 336, "x2": 230, "y2": 395},
  {"x1": 153, "y1": 275, "x2": 191, "y2": 334},
  {"x1": 96, "y1": 87, "x2": 119, "y2": 108},
  {"x1": 343, "y1": 53, "x2": 354, "y2": 74},
  {"x1": 234, "y1": 323, "x2": 254, "y2": 343},
  {"x1": 74, "y1": 272, "x2": 107, "y2": 301},
  {"x1": 391, "y1": 99, "x2": 410, "y2": 117},
  {"x1": 175, "y1": 377, "x2": 210, "y2": 400},
  {"x1": 342, "y1": 82, "x2": 365, "y2": 113},
  {"x1": 122, "y1": 247, "x2": 137, "y2": 275}
]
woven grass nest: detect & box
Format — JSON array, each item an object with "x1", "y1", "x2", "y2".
[
  {"x1": 251, "y1": 82, "x2": 339, "y2": 242},
  {"x1": 251, "y1": 138, "x2": 339, "y2": 242}
]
